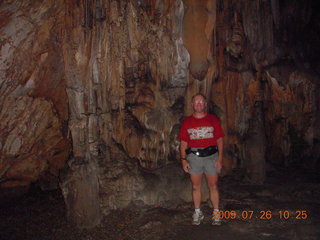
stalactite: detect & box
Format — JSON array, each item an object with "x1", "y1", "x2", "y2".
[
  {"x1": 95, "y1": 0, "x2": 105, "y2": 22},
  {"x1": 82, "y1": 0, "x2": 93, "y2": 29}
]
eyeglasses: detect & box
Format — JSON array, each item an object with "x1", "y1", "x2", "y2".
[{"x1": 193, "y1": 101, "x2": 206, "y2": 104}]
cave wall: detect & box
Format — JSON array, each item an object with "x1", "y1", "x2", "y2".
[
  {"x1": 1, "y1": 0, "x2": 319, "y2": 213},
  {"x1": 61, "y1": 0, "x2": 193, "y2": 212},
  {"x1": 63, "y1": 0, "x2": 188, "y2": 170},
  {"x1": 211, "y1": 0, "x2": 320, "y2": 183},
  {"x1": 0, "y1": 0, "x2": 70, "y2": 189}
]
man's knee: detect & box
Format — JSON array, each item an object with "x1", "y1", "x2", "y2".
[
  {"x1": 192, "y1": 185, "x2": 201, "y2": 191},
  {"x1": 208, "y1": 184, "x2": 218, "y2": 191}
]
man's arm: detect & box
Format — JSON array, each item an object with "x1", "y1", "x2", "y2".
[
  {"x1": 216, "y1": 137, "x2": 223, "y2": 172},
  {"x1": 180, "y1": 140, "x2": 190, "y2": 173},
  {"x1": 180, "y1": 140, "x2": 188, "y2": 159}
]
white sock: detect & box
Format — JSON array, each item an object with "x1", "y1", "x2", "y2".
[
  {"x1": 195, "y1": 208, "x2": 201, "y2": 213},
  {"x1": 214, "y1": 209, "x2": 220, "y2": 220}
]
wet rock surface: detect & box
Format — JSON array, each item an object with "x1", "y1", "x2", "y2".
[{"x1": 1, "y1": 169, "x2": 319, "y2": 240}]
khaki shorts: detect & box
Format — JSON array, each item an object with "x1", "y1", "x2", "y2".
[{"x1": 187, "y1": 148, "x2": 219, "y2": 175}]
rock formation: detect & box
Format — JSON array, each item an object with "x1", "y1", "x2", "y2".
[
  {"x1": 1, "y1": 0, "x2": 319, "y2": 228},
  {"x1": 0, "y1": 0, "x2": 69, "y2": 189},
  {"x1": 211, "y1": 0, "x2": 320, "y2": 182}
]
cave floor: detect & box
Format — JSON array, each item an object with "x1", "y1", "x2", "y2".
[{"x1": 1, "y1": 168, "x2": 320, "y2": 240}]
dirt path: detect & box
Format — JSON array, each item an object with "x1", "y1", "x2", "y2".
[{"x1": 163, "y1": 207, "x2": 320, "y2": 240}]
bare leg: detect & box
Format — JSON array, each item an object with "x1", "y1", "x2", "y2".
[
  {"x1": 205, "y1": 174, "x2": 219, "y2": 209},
  {"x1": 190, "y1": 174, "x2": 203, "y2": 208}
]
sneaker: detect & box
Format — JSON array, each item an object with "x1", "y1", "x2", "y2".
[
  {"x1": 192, "y1": 210, "x2": 204, "y2": 225},
  {"x1": 212, "y1": 210, "x2": 221, "y2": 225},
  {"x1": 212, "y1": 218, "x2": 221, "y2": 225}
]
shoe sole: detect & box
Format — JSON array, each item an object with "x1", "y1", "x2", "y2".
[
  {"x1": 212, "y1": 221, "x2": 221, "y2": 226},
  {"x1": 192, "y1": 216, "x2": 204, "y2": 225}
]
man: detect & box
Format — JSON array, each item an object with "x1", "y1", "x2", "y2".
[{"x1": 179, "y1": 93, "x2": 224, "y2": 225}]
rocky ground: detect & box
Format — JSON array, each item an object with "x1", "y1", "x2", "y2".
[{"x1": 1, "y1": 168, "x2": 320, "y2": 240}]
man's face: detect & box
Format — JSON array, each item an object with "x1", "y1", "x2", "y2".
[{"x1": 192, "y1": 95, "x2": 207, "y2": 113}]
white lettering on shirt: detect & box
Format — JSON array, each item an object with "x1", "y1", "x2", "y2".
[{"x1": 187, "y1": 126, "x2": 214, "y2": 140}]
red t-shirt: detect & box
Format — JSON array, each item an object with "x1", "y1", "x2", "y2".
[{"x1": 178, "y1": 113, "x2": 224, "y2": 148}]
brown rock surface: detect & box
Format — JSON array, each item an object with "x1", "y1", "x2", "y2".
[
  {"x1": 59, "y1": 0, "x2": 195, "y2": 216},
  {"x1": 0, "y1": 0, "x2": 69, "y2": 188},
  {"x1": 1, "y1": 0, "x2": 320, "y2": 228},
  {"x1": 182, "y1": 0, "x2": 211, "y2": 80},
  {"x1": 0, "y1": 96, "x2": 68, "y2": 187},
  {"x1": 211, "y1": 0, "x2": 320, "y2": 182}
]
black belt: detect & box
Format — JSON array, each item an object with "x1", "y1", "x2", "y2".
[{"x1": 185, "y1": 146, "x2": 218, "y2": 157}]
